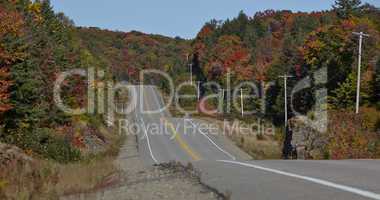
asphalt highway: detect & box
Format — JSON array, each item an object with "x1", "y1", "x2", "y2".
[{"x1": 130, "y1": 85, "x2": 380, "y2": 200}]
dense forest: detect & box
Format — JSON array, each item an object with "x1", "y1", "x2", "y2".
[
  {"x1": 0, "y1": 0, "x2": 129, "y2": 162},
  {"x1": 0, "y1": 0, "x2": 380, "y2": 164},
  {"x1": 192, "y1": 2, "x2": 379, "y2": 117},
  {"x1": 0, "y1": 0, "x2": 192, "y2": 163},
  {"x1": 190, "y1": 0, "x2": 380, "y2": 159},
  {"x1": 75, "y1": 0, "x2": 380, "y2": 159}
]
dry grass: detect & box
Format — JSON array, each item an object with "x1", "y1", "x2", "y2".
[
  {"x1": 231, "y1": 134, "x2": 282, "y2": 159},
  {"x1": 0, "y1": 121, "x2": 125, "y2": 199},
  {"x1": 54, "y1": 122, "x2": 125, "y2": 196},
  {"x1": 0, "y1": 156, "x2": 121, "y2": 199},
  {"x1": 54, "y1": 155, "x2": 120, "y2": 196},
  {"x1": 0, "y1": 144, "x2": 58, "y2": 200},
  {"x1": 199, "y1": 117, "x2": 282, "y2": 160}
]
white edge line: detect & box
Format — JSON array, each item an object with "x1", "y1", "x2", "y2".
[
  {"x1": 140, "y1": 115, "x2": 159, "y2": 164},
  {"x1": 149, "y1": 86, "x2": 236, "y2": 161},
  {"x1": 133, "y1": 87, "x2": 159, "y2": 164},
  {"x1": 189, "y1": 119, "x2": 236, "y2": 160},
  {"x1": 217, "y1": 160, "x2": 380, "y2": 200}
]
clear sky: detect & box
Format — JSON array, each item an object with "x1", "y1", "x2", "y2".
[{"x1": 50, "y1": 0, "x2": 380, "y2": 39}]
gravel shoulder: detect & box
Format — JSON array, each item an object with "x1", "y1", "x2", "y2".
[{"x1": 61, "y1": 134, "x2": 223, "y2": 200}]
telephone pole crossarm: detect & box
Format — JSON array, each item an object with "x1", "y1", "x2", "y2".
[{"x1": 352, "y1": 32, "x2": 370, "y2": 37}]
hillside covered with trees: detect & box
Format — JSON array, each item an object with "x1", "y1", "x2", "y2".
[
  {"x1": 3, "y1": 0, "x2": 380, "y2": 199},
  {"x1": 73, "y1": 0, "x2": 380, "y2": 160},
  {"x1": 0, "y1": 0, "x2": 91, "y2": 162},
  {"x1": 0, "y1": 0, "x2": 192, "y2": 166},
  {"x1": 1, "y1": 0, "x2": 380, "y2": 167},
  {"x1": 190, "y1": 0, "x2": 380, "y2": 159}
]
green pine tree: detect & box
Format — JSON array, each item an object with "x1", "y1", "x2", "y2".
[
  {"x1": 330, "y1": 72, "x2": 363, "y2": 109},
  {"x1": 333, "y1": 0, "x2": 362, "y2": 19}
]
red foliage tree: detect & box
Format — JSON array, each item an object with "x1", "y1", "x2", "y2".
[
  {"x1": 0, "y1": 6, "x2": 25, "y2": 115},
  {"x1": 205, "y1": 35, "x2": 253, "y2": 84}
]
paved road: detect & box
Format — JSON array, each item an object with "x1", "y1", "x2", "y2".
[{"x1": 130, "y1": 85, "x2": 380, "y2": 200}]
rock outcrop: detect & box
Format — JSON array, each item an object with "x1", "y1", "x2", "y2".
[{"x1": 290, "y1": 116, "x2": 328, "y2": 159}]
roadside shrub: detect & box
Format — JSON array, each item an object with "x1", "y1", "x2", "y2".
[
  {"x1": 361, "y1": 107, "x2": 380, "y2": 131},
  {"x1": 2, "y1": 128, "x2": 81, "y2": 163},
  {"x1": 327, "y1": 109, "x2": 380, "y2": 159}
]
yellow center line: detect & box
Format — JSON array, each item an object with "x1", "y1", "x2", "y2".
[{"x1": 163, "y1": 118, "x2": 201, "y2": 161}]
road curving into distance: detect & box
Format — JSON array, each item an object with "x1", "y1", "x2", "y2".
[{"x1": 130, "y1": 85, "x2": 380, "y2": 200}]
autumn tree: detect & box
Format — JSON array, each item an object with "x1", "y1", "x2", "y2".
[
  {"x1": 122, "y1": 31, "x2": 190, "y2": 85},
  {"x1": 0, "y1": 5, "x2": 25, "y2": 118},
  {"x1": 205, "y1": 35, "x2": 253, "y2": 86},
  {"x1": 301, "y1": 21, "x2": 358, "y2": 93},
  {"x1": 0, "y1": 0, "x2": 84, "y2": 162}
]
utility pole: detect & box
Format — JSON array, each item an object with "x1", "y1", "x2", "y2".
[
  {"x1": 219, "y1": 88, "x2": 225, "y2": 114},
  {"x1": 279, "y1": 74, "x2": 293, "y2": 160},
  {"x1": 352, "y1": 32, "x2": 370, "y2": 114},
  {"x1": 197, "y1": 81, "x2": 201, "y2": 101},
  {"x1": 189, "y1": 63, "x2": 193, "y2": 85},
  {"x1": 279, "y1": 75, "x2": 293, "y2": 127},
  {"x1": 240, "y1": 88, "x2": 244, "y2": 117}
]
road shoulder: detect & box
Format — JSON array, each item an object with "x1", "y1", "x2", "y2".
[{"x1": 61, "y1": 134, "x2": 224, "y2": 200}]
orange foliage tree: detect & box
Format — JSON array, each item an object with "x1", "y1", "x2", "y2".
[
  {"x1": 205, "y1": 35, "x2": 253, "y2": 85},
  {"x1": 0, "y1": 6, "x2": 24, "y2": 115}
]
